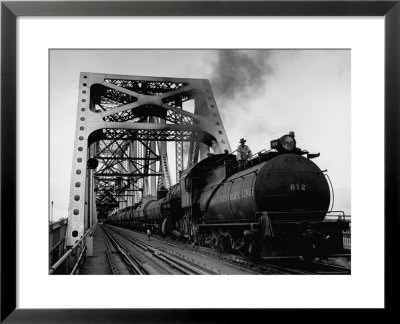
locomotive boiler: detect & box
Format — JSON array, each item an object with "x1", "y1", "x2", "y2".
[{"x1": 106, "y1": 132, "x2": 349, "y2": 261}]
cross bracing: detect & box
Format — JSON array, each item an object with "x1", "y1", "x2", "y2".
[
  {"x1": 66, "y1": 73, "x2": 231, "y2": 246},
  {"x1": 104, "y1": 78, "x2": 188, "y2": 95}
]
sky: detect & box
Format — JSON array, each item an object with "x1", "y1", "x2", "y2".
[{"x1": 50, "y1": 49, "x2": 350, "y2": 221}]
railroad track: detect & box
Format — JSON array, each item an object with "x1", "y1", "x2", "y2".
[
  {"x1": 185, "y1": 243, "x2": 350, "y2": 275},
  {"x1": 109, "y1": 225, "x2": 351, "y2": 275},
  {"x1": 106, "y1": 225, "x2": 264, "y2": 274},
  {"x1": 102, "y1": 225, "x2": 148, "y2": 274},
  {"x1": 102, "y1": 225, "x2": 215, "y2": 275},
  {"x1": 259, "y1": 259, "x2": 351, "y2": 275},
  {"x1": 101, "y1": 226, "x2": 122, "y2": 274}
]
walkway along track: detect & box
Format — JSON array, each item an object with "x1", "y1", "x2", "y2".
[{"x1": 101, "y1": 225, "x2": 215, "y2": 275}]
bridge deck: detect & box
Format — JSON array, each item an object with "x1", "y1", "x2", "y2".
[{"x1": 79, "y1": 225, "x2": 112, "y2": 275}]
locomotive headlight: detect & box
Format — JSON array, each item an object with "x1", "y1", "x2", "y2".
[{"x1": 280, "y1": 135, "x2": 296, "y2": 151}]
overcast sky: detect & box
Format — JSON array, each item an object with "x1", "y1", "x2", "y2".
[{"x1": 50, "y1": 49, "x2": 350, "y2": 221}]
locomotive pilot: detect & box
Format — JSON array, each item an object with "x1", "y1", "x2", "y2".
[{"x1": 236, "y1": 138, "x2": 252, "y2": 163}]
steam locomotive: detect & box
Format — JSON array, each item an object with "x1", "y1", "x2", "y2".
[{"x1": 106, "y1": 132, "x2": 350, "y2": 261}]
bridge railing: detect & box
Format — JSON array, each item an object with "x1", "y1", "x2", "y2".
[
  {"x1": 343, "y1": 230, "x2": 351, "y2": 250},
  {"x1": 49, "y1": 223, "x2": 97, "y2": 275},
  {"x1": 49, "y1": 218, "x2": 68, "y2": 267}
]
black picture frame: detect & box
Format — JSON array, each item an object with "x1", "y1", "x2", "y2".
[{"x1": 1, "y1": 0, "x2": 399, "y2": 322}]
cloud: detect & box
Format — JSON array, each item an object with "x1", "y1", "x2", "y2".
[{"x1": 210, "y1": 50, "x2": 273, "y2": 102}]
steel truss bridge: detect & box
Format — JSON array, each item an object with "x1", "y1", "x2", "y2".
[{"x1": 66, "y1": 73, "x2": 231, "y2": 246}]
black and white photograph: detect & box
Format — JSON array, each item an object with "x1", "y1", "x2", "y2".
[
  {"x1": 2, "y1": 1, "x2": 397, "y2": 319},
  {"x1": 49, "y1": 49, "x2": 351, "y2": 275}
]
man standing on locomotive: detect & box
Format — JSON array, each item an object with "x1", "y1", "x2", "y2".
[{"x1": 236, "y1": 138, "x2": 252, "y2": 163}]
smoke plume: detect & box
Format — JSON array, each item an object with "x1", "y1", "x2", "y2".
[{"x1": 211, "y1": 50, "x2": 273, "y2": 102}]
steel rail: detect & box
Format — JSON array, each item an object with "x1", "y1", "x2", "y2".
[
  {"x1": 102, "y1": 226, "x2": 147, "y2": 275},
  {"x1": 101, "y1": 227, "x2": 121, "y2": 275},
  {"x1": 119, "y1": 227, "x2": 351, "y2": 275},
  {"x1": 103, "y1": 226, "x2": 145, "y2": 274},
  {"x1": 260, "y1": 259, "x2": 351, "y2": 275},
  {"x1": 107, "y1": 226, "x2": 290, "y2": 275},
  {"x1": 105, "y1": 226, "x2": 210, "y2": 275},
  {"x1": 103, "y1": 225, "x2": 171, "y2": 275}
]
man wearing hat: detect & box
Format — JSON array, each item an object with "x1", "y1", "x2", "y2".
[{"x1": 237, "y1": 138, "x2": 252, "y2": 163}]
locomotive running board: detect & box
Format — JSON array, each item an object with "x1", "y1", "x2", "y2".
[{"x1": 198, "y1": 222, "x2": 259, "y2": 231}]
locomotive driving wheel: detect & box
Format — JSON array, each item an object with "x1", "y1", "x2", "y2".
[
  {"x1": 234, "y1": 231, "x2": 260, "y2": 258},
  {"x1": 234, "y1": 236, "x2": 251, "y2": 257},
  {"x1": 216, "y1": 232, "x2": 233, "y2": 253}
]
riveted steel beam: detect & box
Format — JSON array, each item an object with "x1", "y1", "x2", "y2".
[
  {"x1": 67, "y1": 72, "x2": 231, "y2": 246},
  {"x1": 94, "y1": 173, "x2": 162, "y2": 177}
]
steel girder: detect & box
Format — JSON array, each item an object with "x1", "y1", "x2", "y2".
[{"x1": 66, "y1": 72, "x2": 231, "y2": 246}]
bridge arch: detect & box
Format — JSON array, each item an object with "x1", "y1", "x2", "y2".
[{"x1": 66, "y1": 73, "x2": 230, "y2": 246}]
